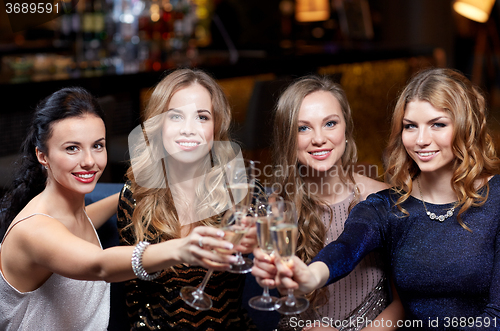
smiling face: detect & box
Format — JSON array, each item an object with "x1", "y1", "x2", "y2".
[
  {"x1": 296, "y1": 90, "x2": 347, "y2": 173},
  {"x1": 161, "y1": 83, "x2": 214, "y2": 165},
  {"x1": 402, "y1": 100, "x2": 455, "y2": 176},
  {"x1": 37, "y1": 114, "x2": 107, "y2": 195}
]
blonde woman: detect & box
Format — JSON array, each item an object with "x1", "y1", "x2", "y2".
[
  {"x1": 255, "y1": 68, "x2": 500, "y2": 329},
  {"x1": 262, "y1": 76, "x2": 403, "y2": 330},
  {"x1": 117, "y1": 68, "x2": 265, "y2": 330}
]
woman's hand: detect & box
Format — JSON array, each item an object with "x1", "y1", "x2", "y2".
[
  {"x1": 274, "y1": 258, "x2": 328, "y2": 295},
  {"x1": 175, "y1": 226, "x2": 238, "y2": 271},
  {"x1": 236, "y1": 223, "x2": 257, "y2": 254},
  {"x1": 273, "y1": 256, "x2": 308, "y2": 295},
  {"x1": 251, "y1": 247, "x2": 278, "y2": 288},
  {"x1": 252, "y1": 250, "x2": 321, "y2": 295}
]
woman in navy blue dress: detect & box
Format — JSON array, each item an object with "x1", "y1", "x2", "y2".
[{"x1": 253, "y1": 68, "x2": 500, "y2": 330}]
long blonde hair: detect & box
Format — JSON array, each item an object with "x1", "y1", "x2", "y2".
[
  {"x1": 272, "y1": 75, "x2": 358, "y2": 307},
  {"x1": 124, "y1": 69, "x2": 233, "y2": 244},
  {"x1": 385, "y1": 68, "x2": 500, "y2": 230}
]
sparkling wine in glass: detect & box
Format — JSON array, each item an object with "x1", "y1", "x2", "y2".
[
  {"x1": 224, "y1": 159, "x2": 256, "y2": 273},
  {"x1": 270, "y1": 201, "x2": 309, "y2": 315},
  {"x1": 248, "y1": 197, "x2": 283, "y2": 311},
  {"x1": 217, "y1": 207, "x2": 249, "y2": 254}
]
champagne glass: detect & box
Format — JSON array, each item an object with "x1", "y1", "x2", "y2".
[
  {"x1": 248, "y1": 196, "x2": 283, "y2": 311},
  {"x1": 180, "y1": 206, "x2": 249, "y2": 310},
  {"x1": 180, "y1": 158, "x2": 256, "y2": 309},
  {"x1": 180, "y1": 267, "x2": 214, "y2": 310},
  {"x1": 224, "y1": 159, "x2": 256, "y2": 273},
  {"x1": 271, "y1": 200, "x2": 310, "y2": 315}
]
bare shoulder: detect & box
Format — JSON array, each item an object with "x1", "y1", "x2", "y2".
[
  {"x1": 8, "y1": 213, "x2": 68, "y2": 243},
  {"x1": 2, "y1": 214, "x2": 69, "y2": 292},
  {"x1": 2, "y1": 214, "x2": 66, "y2": 271},
  {"x1": 7, "y1": 196, "x2": 61, "y2": 236},
  {"x1": 353, "y1": 173, "x2": 389, "y2": 201}
]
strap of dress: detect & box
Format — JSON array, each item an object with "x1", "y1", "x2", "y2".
[
  {"x1": 83, "y1": 209, "x2": 103, "y2": 249},
  {"x1": 1, "y1": 213, "x2": 55, "y2": 245},
  {"x1": 0, "y1": 210, "x2": 102, "y2": 250}
]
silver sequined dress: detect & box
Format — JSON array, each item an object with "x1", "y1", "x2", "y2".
[{"x1": 0, "y1": 213, "x2": 110, "y2": 331}]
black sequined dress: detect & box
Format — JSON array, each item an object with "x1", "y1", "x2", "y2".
[{"x1": 117, "y1": 181, "x2": 264, "y2": 331}]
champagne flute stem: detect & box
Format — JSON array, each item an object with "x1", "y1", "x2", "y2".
[
  {"x1": 196, "y1": 268, "x2": 214, "y2": 294},
  {"x1": 262, "y1": 286, "x2": 271, "y2": 297},
  {"x1": 286, "y1": 288, "x2": 297, "y2": 307},
  {"x1": 261, "y1": 286, "x2": 272, "y2": 303},
  {"x1": 234, "y1": 252, "x2": 245, "y2": 265}
]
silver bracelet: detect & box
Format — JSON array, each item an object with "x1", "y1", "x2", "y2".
[{"x1": 131, "y1": 241, "x2": 161, "y2": 281}]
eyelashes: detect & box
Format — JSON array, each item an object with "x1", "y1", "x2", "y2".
[
  {"x1": 169, "y1": 115, "x2": 211, "y2": 122},
  {"x1": 403, "y1": 123, "x2": 447, "y2": 130},
  {"x1": 298, "y1": 121, "x2": 338, "y2": 132}
]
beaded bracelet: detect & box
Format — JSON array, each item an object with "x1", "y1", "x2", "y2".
[{"x1": 131, "y1": 241, "x2": 161, "y2": 281}]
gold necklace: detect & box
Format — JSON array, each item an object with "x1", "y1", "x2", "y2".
[{"x1": 416, "y1": 177, "x2": 455, "y2": 222}]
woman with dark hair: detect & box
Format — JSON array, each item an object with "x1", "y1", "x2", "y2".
[
  {"x1": 254, "y1": 68, "x2": 500, "y2": 329},
  {"x1": 0, "y1": 87, "x2": 236, "y2": 330},
  {"x1": 117, "y1": 68, "x2": 265, "y2": 330}
]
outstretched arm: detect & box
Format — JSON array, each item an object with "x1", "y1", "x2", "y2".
[
  {"x1": 1, "y1": 216, "x2": 238, "y2": 292},
  {"x1": 254, "y1": 195, "x2": 388, "y2": 294}
]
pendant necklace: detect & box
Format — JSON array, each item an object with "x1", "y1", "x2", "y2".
[{"x1": 416, "y1": 177, "x2": 455, "y2": 222}]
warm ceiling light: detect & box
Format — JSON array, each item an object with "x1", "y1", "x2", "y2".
[
  {"x1": 295, "y1": 0, "x2": 330, "y2": 22},
  {"x1": 453, "y1": 0, "x2": 496, "y2": 23}
]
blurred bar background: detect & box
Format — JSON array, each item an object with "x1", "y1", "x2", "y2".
[{"x1": 1, "y1": 0, "x2": 500, "y2": 191}]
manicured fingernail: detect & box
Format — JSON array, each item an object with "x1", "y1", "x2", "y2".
[
  {"x1": 229, "y1": 256, "x2": 238, "y2": 263},
  {"x1": 217, "y1": 231, "x2": 225, "y2": 237},
  {"x1": 225, "y1": 243, "x2": 234, "y2": 249}
]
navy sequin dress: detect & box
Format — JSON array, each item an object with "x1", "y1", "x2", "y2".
[{"x1": 313, "y1": 175, "x2": 500, "y2": 330}]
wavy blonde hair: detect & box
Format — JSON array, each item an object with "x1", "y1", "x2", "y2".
[
  {"x1": 272, "y1": 75, "x2": 358, "y2": 308},
  {"x1": 124, "y1": 69, "x2": 233, "y2": 244},
  {"x1": 385, "y1": 68, "x2": 500, "y2": 231}
]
